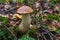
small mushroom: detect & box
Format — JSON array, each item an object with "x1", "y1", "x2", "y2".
[
  {"x1": 13, "y1": 14, "x2": 22, "y2": 19},
  {"x1": 17, "y1": 5, "x2": 33, "y2": 33}
]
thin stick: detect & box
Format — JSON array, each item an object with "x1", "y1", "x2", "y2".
[{"x1": 3, "y1": 25, "x2": 17, "y2": 40}]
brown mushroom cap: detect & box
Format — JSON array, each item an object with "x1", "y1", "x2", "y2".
[{"x1": 17, "y1": 5, "x2": 33, "y2": 14}]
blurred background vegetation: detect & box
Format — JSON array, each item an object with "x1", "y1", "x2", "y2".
[{"x1": 0, "y1": 0, "x2": 60, "y2": 40}]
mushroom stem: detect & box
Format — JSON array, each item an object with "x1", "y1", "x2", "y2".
[{"x1": 19, "y1": 14, "x2": 31, "y2": 32}]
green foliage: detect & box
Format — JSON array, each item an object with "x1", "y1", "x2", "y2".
[
  {"x1": 50, "y1": 0, "x2": 60, "y2": 4},
  {"x1": 26, "y1": 0, "x2": 36, "y2": 5},
  {"x1": 0, "y1": 16, "x2": 9, "y2": 25},
  {"x1": 55, "y1": 28, "x2": 60, "y2": 34},
  {"x1": 12, "y1": 0, "x2": 24, "y2": 3},
  {"x1": 12, "y1": 0, "x2": 37, "y2": 6},
  {"x1": 19, "y1": 35, "x2": 35, "y2": 40},
  {"x1": 0, "y1": 0, "x2": 6, "y2": 4},
  {"x1": 0, "y1": 16, "x2": 15, "y2": 40},
  {"x1": 33, "y1": 13, "x2": 41, "y2": 22},
  {"x1": 45, "y1": 14, "x2": 60, "y2": 21},
  {"x1": 35, "y1": 15, "x2": 41, "y2": 21},
  {"x1": 0, "y1": 29, "x2": 8, "y2": 40},
  {"x1": 48, "y1": 3, "x2": 54, "y2": 9},
  {"x1": 0, "y1": 27, "x2": 15, "y2": 40}
]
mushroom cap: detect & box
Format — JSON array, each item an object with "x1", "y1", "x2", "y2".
[{"x1": 17, "y1": 5, "x2": 33, "y2": 14}]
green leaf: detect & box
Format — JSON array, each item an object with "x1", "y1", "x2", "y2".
[{"x1": 55, "y1": 28, "x2": 60, "y2": 34}]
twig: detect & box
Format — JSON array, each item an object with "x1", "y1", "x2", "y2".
[
  {"x1": 4, "y1": 6, "x2": 19, "y2": 13},
  {"x1": 3, "y1": 25, "x2": 17, "y2": 40},
  {"x1": 36, "y1": 32, "x2": 40, "y2": 40},
  {"x1": 41, "y1": 33, "x2": 47, "y2": 40}
]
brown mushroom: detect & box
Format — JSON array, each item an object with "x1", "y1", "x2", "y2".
[{"x1": 17, "y1": 5, "x2": 33, "y2": 33}]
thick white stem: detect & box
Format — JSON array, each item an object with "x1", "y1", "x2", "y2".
[{"x1": 19, "y1": 14, "x2": 31, "y2": 32}]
